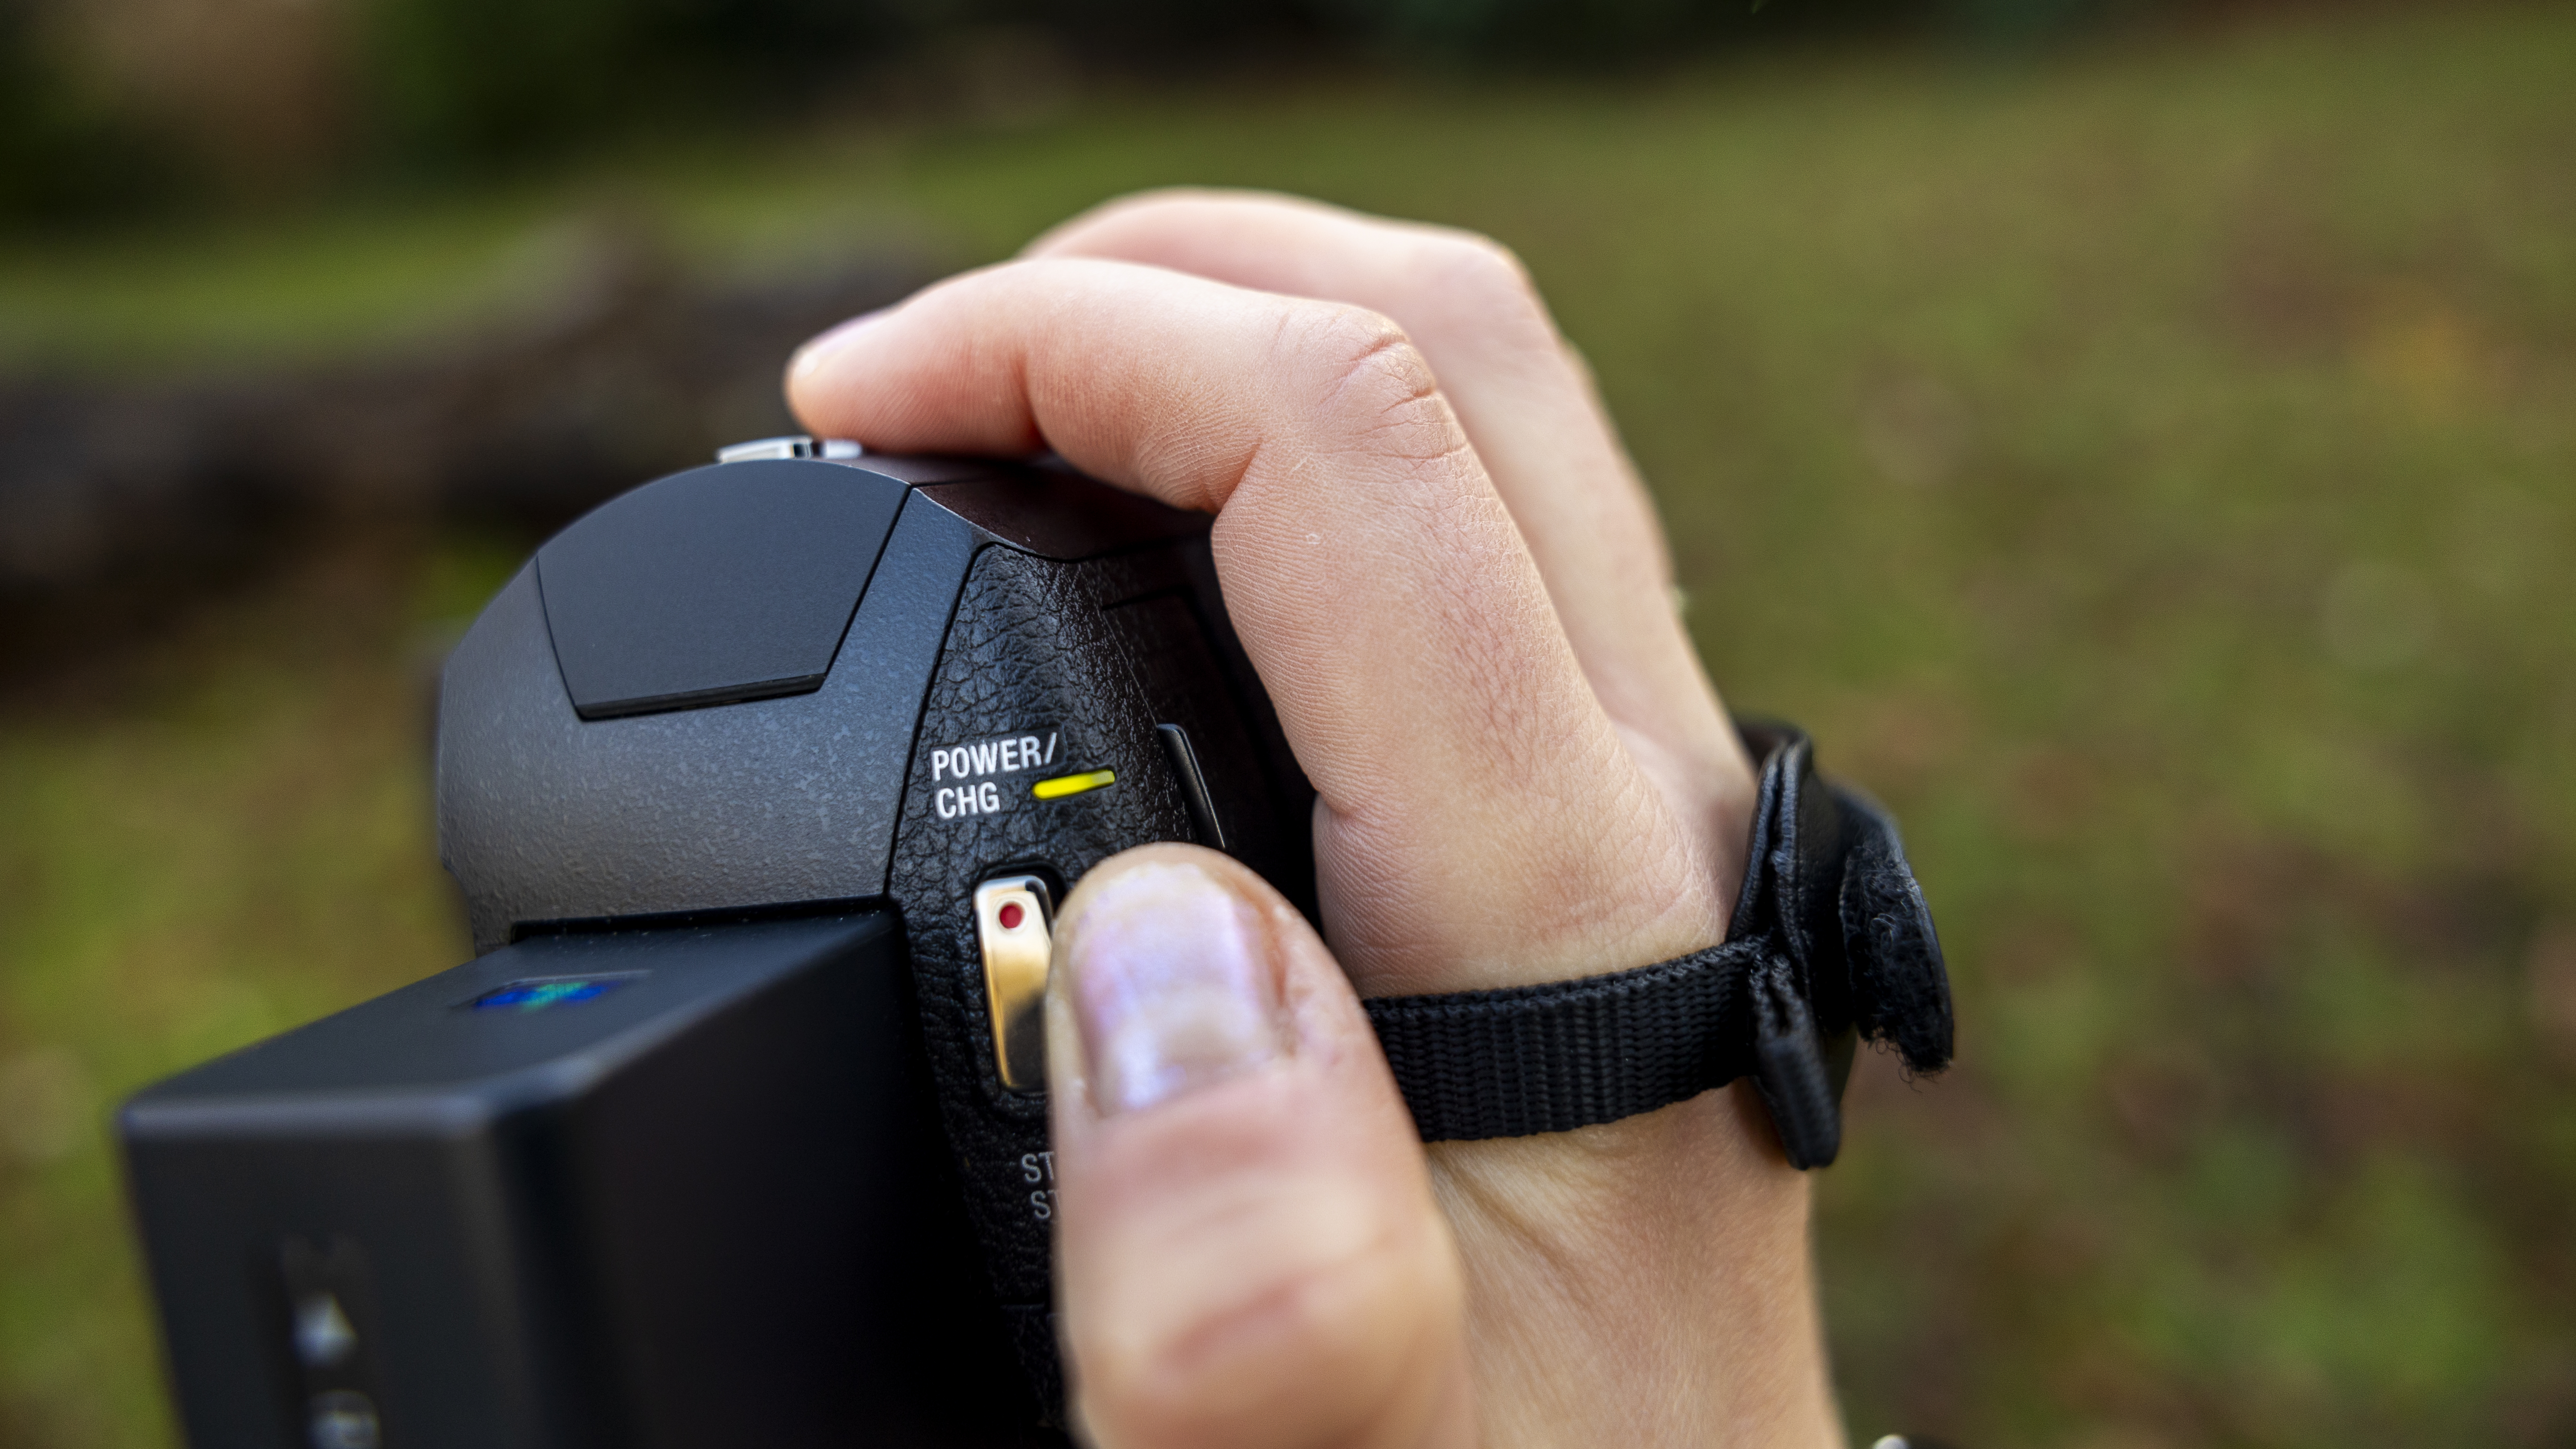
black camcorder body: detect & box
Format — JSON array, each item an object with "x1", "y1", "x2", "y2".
[{"x1": 121, "y1": 446, "x2": 1317, "y2": 1448}]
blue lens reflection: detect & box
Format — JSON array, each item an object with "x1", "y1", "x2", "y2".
[{"x1": 468, "y1": 978, "x2": 629, "y2": 1013}]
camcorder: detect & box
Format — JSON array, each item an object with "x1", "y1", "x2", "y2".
[{"x1": 119, "y1": 438, "x2": 1954, "y2": 1449}]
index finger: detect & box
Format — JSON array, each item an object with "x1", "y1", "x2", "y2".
[
  {"x1": 788, "y1": 258, "x2": 1727, "y2": 994},
  {"x1": 1026, "y1": 191, "x2": 1751, "y2": 838}
]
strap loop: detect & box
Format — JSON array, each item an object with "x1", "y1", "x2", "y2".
[
  {"x1": 1362, "y1": 721, "x2": 1953, "y2": 1166},
  {"x1": 1749, "y1": 955, "x2": 1841, "y2": 1168}
]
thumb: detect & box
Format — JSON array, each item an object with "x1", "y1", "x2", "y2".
[{"x1": 1046, "y1": 844, "x2": 1475, "y2": 1449}]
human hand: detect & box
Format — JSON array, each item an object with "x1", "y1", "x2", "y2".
[{"x1": 789, "y1": 190, "x2": 1841, "y2": 1448}]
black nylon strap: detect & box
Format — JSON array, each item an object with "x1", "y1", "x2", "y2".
[
  {"x1": 1365, "y1": 940, "x2": 1769, "y2": 1141},
  {"x1": 1362, "y1": 723, "x2": 1952, "y2": 1165}
]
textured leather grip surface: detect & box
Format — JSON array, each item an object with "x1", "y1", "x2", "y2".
[{"x1": 889, "y1": 535, "x2": 1315, "y2": 1430}]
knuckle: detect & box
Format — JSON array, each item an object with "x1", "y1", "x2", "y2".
[
  {"x1": 1280, "y1": 302, "x2": 1460, "y2": 464},
  {"x1": 1413, "y1": 231, "x2": 1550, "y2": 327},
  {"x1": 1294, "y1": 300, "x2": 1418, "y2": 388},
  {"x1": 1424, "y1": 230, "x2": 1537, "y2": 298},
  {"x1": 1076, "y1": 185, "x2": 1214, "y2": 233}
]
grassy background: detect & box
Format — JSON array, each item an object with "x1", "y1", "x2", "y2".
[{"x1": 5, "y1": 4, "x2": 2574, "y2": 1445}]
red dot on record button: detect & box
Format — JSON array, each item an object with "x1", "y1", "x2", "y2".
[{"x1": 998, "y1": 902, "x2": 1025, "y2": 930}]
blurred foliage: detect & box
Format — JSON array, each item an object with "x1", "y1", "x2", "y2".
[
  {"x1": 0, "y1": 5, "x2": 185, "y2": 224},
  {"x1": 4, "y1": 4, "x2": 2575, "y2": 1448},
  {"x1": 7, "y1": 0, "x2": 2171, "y2": 222}
]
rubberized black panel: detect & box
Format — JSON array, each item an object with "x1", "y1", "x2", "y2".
[
  {"x1": 536, "y1": 459, "x2": 908, "y2": 719},
  {"x1": 440, "y1": 493, "x2": 981, "y2": 953}
]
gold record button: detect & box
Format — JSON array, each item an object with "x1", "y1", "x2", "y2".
[{"x1": 973, "y1": 876, "x2": 1055, "y2": 1093}]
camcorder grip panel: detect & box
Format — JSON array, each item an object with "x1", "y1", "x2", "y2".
[{"x1": 886, "y1": 535, "x2": 1318, "y2": 1414}]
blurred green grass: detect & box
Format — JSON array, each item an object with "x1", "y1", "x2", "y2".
[{"x1": 5, "y1": 5, "x2": 2574, "y2": 1446}]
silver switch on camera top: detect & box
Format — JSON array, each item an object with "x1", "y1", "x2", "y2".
[{"x1": 715, "y1": 435, "x2": 864, "y2": 464}]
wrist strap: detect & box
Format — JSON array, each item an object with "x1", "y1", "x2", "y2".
[
  {"x1": 982, "y1": 721, "x2": 1951, "y2": 1427},
  {"x1": 1367, "y1": 938, "x2": 1766, "y2": 1140},
  {"x1": 1362, "y1": 722, "x2": 1953, "y2": 1167}
]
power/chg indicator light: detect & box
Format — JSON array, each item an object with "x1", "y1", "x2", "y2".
[{"x1": 1031, "y1": 769, "x2": 1115, "y2": 801}]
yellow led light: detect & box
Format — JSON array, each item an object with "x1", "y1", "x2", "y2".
[{"x1": 1031, "y1": 769, "x2": 1116, "y2": 800}]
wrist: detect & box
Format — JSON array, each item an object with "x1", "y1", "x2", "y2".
[{"x1": 1428, "y1": 1085, "x2": 1841, "y2": 1448}]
